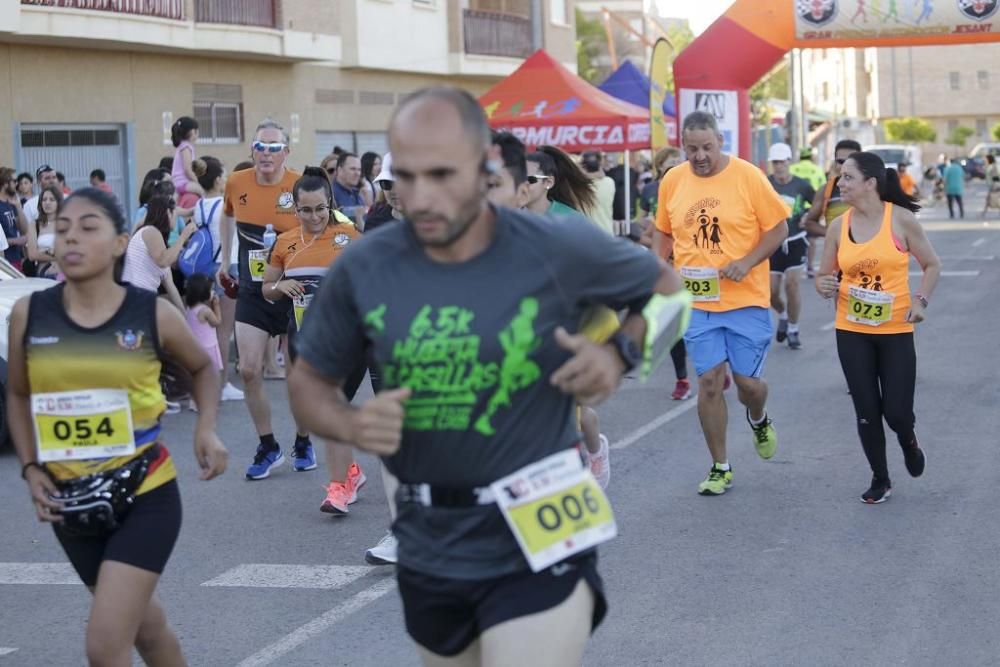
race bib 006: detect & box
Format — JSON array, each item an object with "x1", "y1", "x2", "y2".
[{"x1": 490, "y1": 449, "x2": 617, "y2": 573}]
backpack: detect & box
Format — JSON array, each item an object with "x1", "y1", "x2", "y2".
[{"x1": 178, "y1": 198, "x2": 221, "y2": 278}]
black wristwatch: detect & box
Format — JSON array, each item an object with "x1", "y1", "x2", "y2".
[{"x1": 608, "y1": 332, "x2": 642, "y2": 375}]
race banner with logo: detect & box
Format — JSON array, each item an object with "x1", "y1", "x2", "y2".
[
  {"x1": 678, "y1": 89, "x2": 739, "y2": 154},
  {"x1": 795, "y1": 0, "x2": 999, "y2": 41}
]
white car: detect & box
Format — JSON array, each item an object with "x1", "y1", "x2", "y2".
[
  {"x1": 970, "y1": 142, "x2": 1000, "y2": 158},
  {"x1": 0, "y1": 259, "x2": 55, "y2": 445},
  {"x1": 864, "y1": 144, "x2": 923, "y2": 184}
]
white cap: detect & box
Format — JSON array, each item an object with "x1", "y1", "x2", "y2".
[
  {"x1": 374, "y1": 153, "x2": 392, "y2": 182},
  {"x1": 768, "y1": 143, "x2": 793, "y2": 162}
]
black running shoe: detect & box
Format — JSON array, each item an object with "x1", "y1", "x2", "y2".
[
  {"x1": 787, "y1": 331, "x2": 801, "y2": 350},
  {"x1": 776, "y1": 319, "x2": 788, "y2": 343},
  {"x1": 902, "y1": 438, "x2": 925, "y2": 478},
  {"x1": 861, "y1": 477, "x2": 892, "y2": 504}
]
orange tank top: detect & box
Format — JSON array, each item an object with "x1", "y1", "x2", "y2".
[{"x1": 835, "y1": 203, "x2": 913, "y2": 334}]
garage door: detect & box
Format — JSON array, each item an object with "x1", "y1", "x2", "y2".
[{"x1": 18, "y1": 124, "x2": 131, "y2": 210}]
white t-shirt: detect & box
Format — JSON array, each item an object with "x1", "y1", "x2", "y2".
[
  {"x1": 193, "y1": 196, "x2": 224, "y2": 260},
  {"x1": 587, "y1": 176, "x2": 616, "y2": 236},
  {"x1": 22, "y1": 195, "x2": 39, "y2": 226}
]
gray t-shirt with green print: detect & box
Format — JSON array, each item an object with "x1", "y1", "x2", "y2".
[{"x1": 297, "y1": 206, "x2": 660, "y2": 579}]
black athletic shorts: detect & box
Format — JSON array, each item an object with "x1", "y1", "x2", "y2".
[
  {"x1": 54, "y1": 480, "x2": 182, "y2": 586},
  {"x1": 286, "y1": 324, "x2": 367, "y2": 401},
  {"x1": 235, "y1": 290, "x2": 289, "y2": 338},
  {"x1": 770, "y1": 237, "x2": 808, "y2": 274},
  {"x1": 397, "y1": 553, "x2": 607, "y2": 657}
]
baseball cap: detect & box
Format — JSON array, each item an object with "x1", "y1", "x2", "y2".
[
  {"x1": 35, "y1": 164, "x2": 54, "y2": 178},
  {"x1": 768, "y1": 143, "x2": 793, "y2": 162},
  {"x1": 374, "y1": 153, "x2": 392, "y2": 182}
]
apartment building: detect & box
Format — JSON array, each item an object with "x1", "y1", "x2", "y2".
[
  {"x1": 800, "y1": 43, "x2": 1000, "y2": 162},
  {"x1": 0, "y1": 0, "x2": 576, "y2": 212}
]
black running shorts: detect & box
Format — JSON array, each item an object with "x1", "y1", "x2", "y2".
[
  {"x1": 397, "y1": 553, "x2": 607, "y2": 657},
  {"x1": 54, "y1": 480, "x2": 182, "y2": 586},
  {"x1": 769, "y1": 237, "x2": 808, "y2": 274},
  {"x1": 236, "y1": 290, "x2": 289, "y2": 338}
]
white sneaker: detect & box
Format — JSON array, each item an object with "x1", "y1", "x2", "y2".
[
  {"x1": 365, "y1": 532, "x2": 398, "y2": 565},
  {"x1": 221, "y1": 382, "x2": 245, "y2": 401},
  {"x1": 589, "y1": 434, "x2": 610, "y2": 489},
  {"x1": 164, "y1": 400, "x2": 182, "y2": 415}
]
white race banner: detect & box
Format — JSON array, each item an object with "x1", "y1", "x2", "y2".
[
  {"x1": 678, "y1": 89, "x2": 739, "y2": 154},
  {"x1": 794, "y1": 0, "x2": 999, "y2": 41}
]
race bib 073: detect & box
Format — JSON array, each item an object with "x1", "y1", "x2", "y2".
[{"x1": 846, "y1": 286, "x2": 893, "y2": 326}]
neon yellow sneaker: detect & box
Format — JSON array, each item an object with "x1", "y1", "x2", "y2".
[
  {"x1": 698, "y1": 464, "x2": 733, "y2": 496},
  {"x1": 748, "y1": 410, "x2": 777, "y2": 459}
]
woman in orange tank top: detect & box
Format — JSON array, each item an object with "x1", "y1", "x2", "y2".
[{"x1": 814, "y1": 152, "x2": 941, "y2": 505}]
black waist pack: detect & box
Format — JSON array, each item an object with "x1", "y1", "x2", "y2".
[{"x1": 51, "y1": 445, "x2": 159, "y2": 538}]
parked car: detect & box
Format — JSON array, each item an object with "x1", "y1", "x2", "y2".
[
  {"x1": 970, "y1": 142, "x2": 1000, "y2": 159},
  {"x1": 864, "y1": 144, "x2": 923, "y2": 185},
  {"x1": 0, "y1": 259, "x2": 54, "y2": 447},
  {"x1": 961, "y1": 156, "x2": 987, "y2": 180}
]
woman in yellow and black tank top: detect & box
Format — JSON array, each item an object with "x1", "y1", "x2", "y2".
[
  {"x1": 815, "y1": 152, "x2": 941, "y2": 505},
  {"x1": 8, "y1": 187, "x2": 228, "y2": 665}
]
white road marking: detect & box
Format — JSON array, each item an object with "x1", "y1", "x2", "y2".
[
  {"x1": 934, "y1": 255, "x2": 994, "y2": 261},
  {"x1": 610, "y1": 400, "x2": 699, "y2": 450},
  {"x1": 236, "y1": 577, "x2": 397, "y2": 667},
  {"x1": 0, "y1": 648, "x2": 17, "y2": 656},
  {"x1": 910, "y1": 270, "x2": 979, "y2": 277},
  {"x1": 972, "y1": 237, "x2": 987, "y2": 247},
  {"x1": 201, "y1": 564, "x2": 373, "y2": 590},
  {"x1": 0, "y1": 563, "x2": 80, "y2": 585}
]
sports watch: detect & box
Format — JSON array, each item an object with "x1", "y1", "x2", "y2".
[{"x1": 608, "y1": 332, "x2": 642, "y2": 375}]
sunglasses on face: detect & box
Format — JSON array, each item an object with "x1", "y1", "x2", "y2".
[
  {"x1": 378, "y1": 180, "x2": 394, "y2": 191},
  {"x1": 526, "y1": 175, "x2": 548, "y2": 185},
  {"x1": 252, "y1": 141, "x2": 287, "y2": 153}
]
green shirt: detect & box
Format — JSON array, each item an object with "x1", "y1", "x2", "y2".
[{"x1": 547, "y1": 200, "x2": 578, "y2": 216}]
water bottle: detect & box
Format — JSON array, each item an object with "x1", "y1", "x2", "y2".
[{"x1": 262, "y1": 224, "x2": 277, "y2": 249}]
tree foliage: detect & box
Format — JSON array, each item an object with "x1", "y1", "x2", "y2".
[
  {"x1": 992, "y1": 122, "x2": 1000, "y2": 142},
  {"x1": 945, "y1": 125, "x2": 975, "y2": 147},
  {"x1": 884, "y1": 117, "x2": 937, "y2": 143}
]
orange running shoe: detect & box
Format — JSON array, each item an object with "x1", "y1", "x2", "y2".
[
  {"x1": 320, "y1": 481, "x2": 352, "y2": 516},
  {"x1": 347, "y1": 462, "x2": 367, "y2": 504}
]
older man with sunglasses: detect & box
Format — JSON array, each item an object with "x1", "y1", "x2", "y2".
[{"x1": 218, "y1": 119, "x2": 325, "y2": 481}]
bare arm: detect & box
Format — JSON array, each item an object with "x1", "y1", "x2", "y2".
[
  {"x1": 262, "y1": 263, "x2": 304, "y2": 300},
  {"x1": 156, "y1": 300, "x2": 227, "y2": 479},
  {"x1": 199, "y1": 296, "x2": 222, "y2": 328},
  {"x1": 815, "y1": 217, "x2": 843, "y2": 298},
  {"x1": 160, "y1": 273, "x2": 185, "y2": 312},
  {"x1": 217, "y1": 214, "x2": 235, "y2": 286},
  {"x1": 898, "y1": 210, "x2": 941, "y2": 301},
  {"x1": 288, "y1": 358, "x2": 410, "y2": 455},
  {"x1": 142, "y1": 225, "x2": 194, "y2": 269},
  {"x1": 803, "y1": 188, "x2": 828, "y2": 236},
  {"x1": 179, "y1": 147, "x2": 205, "y2": 195},
  {"x1": 651, "y1": 229, "x2": 674, "y2": 261},
  {"x1": 24, "y1": 221, "x2": 55, "y2": 263}
]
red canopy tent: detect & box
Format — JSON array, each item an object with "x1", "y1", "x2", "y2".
[{"x1": 479, "y1": 50, "x2": 650, "y2": 153}]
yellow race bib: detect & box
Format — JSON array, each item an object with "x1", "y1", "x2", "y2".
[
  {"x1": 32, "y1": 389, "x2": 135, "y2": 462},
  {"x1": 490, "y1": 449, "x2": 617, "y2": 572},
  {"x1": 293, "y1": 293, "x2": 313, "y2": 330},
  {"x1": 680, "y1": 267, "x2": 721, "y2": 302},
  {"x1": 847, "y1": 286, "x2": 894, "y2": 326},
  {"x1": 248, "y1": 249, "x2": 268, "y2": 282}
]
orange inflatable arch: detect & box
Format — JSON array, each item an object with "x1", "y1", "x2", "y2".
[{"x1": 674, "y1": 0, "x2": 1000, "y2": 158}]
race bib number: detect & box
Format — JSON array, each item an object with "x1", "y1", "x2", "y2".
[
  {"x1": 846, "y1": 287, "x2": 894, "y2": 326},
  {"x1": 248, "y1": 249, "x2": 268, "y2": 282},
  {"x1": 32, "y1": 389, "x2": 135, "y2": 462},
  {"x1": 490, "y1": 449, "x2": 617, "y2": 573},
  {"x1": 293, "y1": 293, "x2": 313, "y2": 330},
  {"x1": 680, "y1": 267, "x2": 721, "y2": 302}
]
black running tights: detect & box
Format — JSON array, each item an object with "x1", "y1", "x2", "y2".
[
  {"x1": 671, "y1": 340, "x2": 687, "y2": 381},
  {"x1": 836, "y1": 330, "x2": 917, "y2": 481}
]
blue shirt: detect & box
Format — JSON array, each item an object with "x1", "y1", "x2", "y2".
[
  {"x1": 333, "y1": 181, "x2": 365, "y2": 221},
  {"x1": 944, "y1": 163, "x2": 965, "y2": 195},
  {"x1": 0, "y1": 201, "x2": 23, "y2": 263}
]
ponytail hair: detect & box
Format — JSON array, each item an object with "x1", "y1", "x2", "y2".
[
  {"x1": 529, "y1": 145, "x2": 597, "y2": 213},
  {"x1": 293, "y1": 166, "x2": 334, "y2": 207},
  {"x1": 848, "y1": 151, "x2": 920, "y2": 213},
  {"x1": 171, "y1": 116, "x2": 199, "y2": 148}
]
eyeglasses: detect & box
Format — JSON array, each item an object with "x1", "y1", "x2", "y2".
[
  {"x1": 252, "y1": 141, "x2": 287, "y2": 153},
  {"x1": 295, "y1": 204, "x2": 331, "y2": 217},
  {"x1": 379, "y1": 180, "x2": 394, "y2": 191},
  {"x1": 526, "y1": 175, "x2": 548, "y2": 185}
]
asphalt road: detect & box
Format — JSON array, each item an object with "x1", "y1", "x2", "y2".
[{"x1": 2, "y1": 187, "x2": 999, "y2": 666}]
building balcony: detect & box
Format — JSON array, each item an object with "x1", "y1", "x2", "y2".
[
  {"x1": 462, "y1": 9, "x2": 533, "y2": 59},
  {"x1": 6, "y1": 0, "x2": 339, "y2": 62}
]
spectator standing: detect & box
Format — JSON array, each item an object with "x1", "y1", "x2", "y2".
[
  {"x1": 943, "y1": 157, "x2": 965, "y2": 219},
  {"x1": 122, "y1": 195, "x2": 194, "y2": 311},
  {"x1": 580, "y1": 151, "x2": 616, "y2": 236},
  {"x1": 89, "y1": 169, "x2": 115, "y2": 195},
  {"x1": 0, "y1": 168, "x2": 26, "y2": 268},
  {"x1": 171, "y1": 116, "x2": 206, "y2": 208},
  {"x1": 16, "y1": 172, "x2": 33, "y2": 205},
  {"x1": 359, "y1": 151, "x2": 382, "y2": 209},
  {"x1": 332, "y1": 152, "x2": 365, "y2": 223},
  {"x1": 23, "y1": 165, "x2": 58, "y2": 225}
]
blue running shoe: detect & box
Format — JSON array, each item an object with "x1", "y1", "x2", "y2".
[
  {"x1": 292, "y1": 440, "x2": 317, "y2": 472},
  {"x1": 246, "y1": 444, "x2": 284, "y2": 480}
]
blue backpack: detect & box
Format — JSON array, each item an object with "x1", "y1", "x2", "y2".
[{"x1": 178, "y1": 199, "x2": 222, "y2": 278}]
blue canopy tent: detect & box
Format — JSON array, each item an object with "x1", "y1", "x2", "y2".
[{"x1": 598, "y1": 60, "x2": 677, "y2": 131}]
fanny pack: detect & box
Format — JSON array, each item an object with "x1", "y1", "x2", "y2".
[{"x1": 51, "y1": 445, "x2": 159, "y2": 538}]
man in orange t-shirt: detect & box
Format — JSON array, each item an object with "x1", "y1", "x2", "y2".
[{"x1": 653, "y1": 111, "x2": 789, "y2": 496}]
